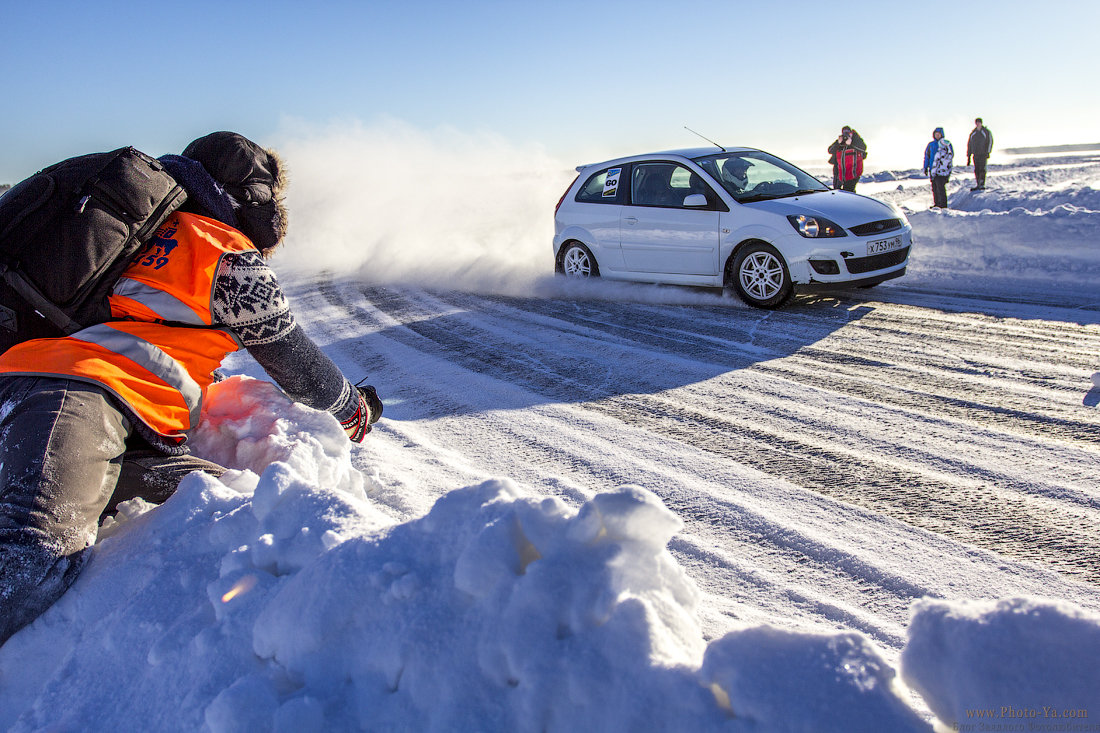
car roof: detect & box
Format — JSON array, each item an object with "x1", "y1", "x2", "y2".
[{"x1": 575, "y1": 146, "x2": 761, "y2": 172}]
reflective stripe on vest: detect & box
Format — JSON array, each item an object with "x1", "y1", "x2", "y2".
[
  {"x1": 112, "y1": 277, "x2": 206, "y2": 325},
  {"x1": 68, "y1": 323, "x2": 204, "y2": 429},
  {"x1": 111, "y1": 277, "x2": 245, "y2": 349}
]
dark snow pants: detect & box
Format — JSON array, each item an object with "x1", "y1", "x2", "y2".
[
  {"x1": 931, "y1": 175, "x2": 950, "y2": 208},
  {"x1": 0, "y1": 376, "x2": 225, "y2": 645},
  {"x1": 972, "y1": 154, "x2": 988, "y2": 188}
]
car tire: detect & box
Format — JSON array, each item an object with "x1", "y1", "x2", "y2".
[
  {"x1": 728, "y1": 242, "x2": 793, "y2": 309},
  {"x1": 560, "y1": 242, "x2": 600, "y2": 278}
]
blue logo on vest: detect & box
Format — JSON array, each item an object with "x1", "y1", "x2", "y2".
[{"x1": 137, "y1": 222, "x2": 179, "y2": 270}]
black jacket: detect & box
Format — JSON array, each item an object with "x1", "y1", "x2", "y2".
[{"x1": 967, "y1": 127, "x2": 993, "y2": 158}]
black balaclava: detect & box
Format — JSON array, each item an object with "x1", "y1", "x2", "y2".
[{"x1": 181, "y1": 131, "x2": 288, "y2": 257}]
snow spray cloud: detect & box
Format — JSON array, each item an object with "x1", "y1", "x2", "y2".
[
  {"x1": 270, "y1": 119, "x2": 575, "y2": 294},
  {"x1": 269, "y1": 119, "x2": 744, "y2": 308}
]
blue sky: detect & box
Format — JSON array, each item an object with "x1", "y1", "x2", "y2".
[{"x1": 2, "y1": 0, "x2": 1096, "y2": 181}]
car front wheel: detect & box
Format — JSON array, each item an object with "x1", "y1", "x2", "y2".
[
  {"x1": 560, "y1": 242, "x2": 599, "y2": 278},
  {"x1": 729, "y1": 243, "x2": 792, "y2": 308}
]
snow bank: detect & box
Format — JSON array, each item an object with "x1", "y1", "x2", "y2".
[
  {"x1": 901, "y1": 598, "x2": 1100, "y2": 730},
  {"x1": 3, "y1": 377, "x2": 1096, "y2": 731},
  {"x1": 906, "y1": 205, "x2": 1100, "y2": 286},
  {"x1": 865, "y1": 156, "x2": 1100, "y2": 302}
]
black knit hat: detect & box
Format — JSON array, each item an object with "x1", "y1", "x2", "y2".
[{"x1": 181, "y1": 131, "x2": 288, "y2": 256}]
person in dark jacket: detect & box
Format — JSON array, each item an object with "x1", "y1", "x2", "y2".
[
  {"x1": 923, "y1": 127, "x2": 954, "y2": 208},
  {"x1": 0, "y1": 131, "x2": 383, "y2": 646},
  {"x1": 966, "y1": 118, "x2": 993, "y2": 190},
  {"x1": 827, "y1": 125, "x2": 867, "y2": 191}
]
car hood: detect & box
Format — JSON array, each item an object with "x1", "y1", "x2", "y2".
[{"x1": 744, "y1": 191, "x2": 900, "y2": 227}]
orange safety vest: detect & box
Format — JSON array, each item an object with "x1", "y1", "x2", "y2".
[{"x1": 0, "y1": 212, "x2": 256, "y2": 443}]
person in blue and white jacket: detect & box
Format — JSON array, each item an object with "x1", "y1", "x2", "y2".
[{"x1": 922, "y1": 127, "x2": 954, "y2": 209}]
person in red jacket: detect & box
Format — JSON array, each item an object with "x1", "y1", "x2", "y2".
[
  {"x1": 0, "y1": 132, "x2": 382, "y2": 646},
  {"x1": 827, "y1": 125, "x2": 867, "y2": 192}
]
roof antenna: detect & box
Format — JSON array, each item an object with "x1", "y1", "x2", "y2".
[{"x1": 684, "y1": 126, "x2": 726, "y2": 152}]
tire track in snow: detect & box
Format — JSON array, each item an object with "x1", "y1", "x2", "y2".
[
  {"x1": 301, "y1": 277, "x2": 949, "y2": 645},
  {"x1": 306, "y1": 277, "x2": 1100, "y2": 587},
  {"x1": 474, "y1": 292, "x2": 1100, "y2": 447}
]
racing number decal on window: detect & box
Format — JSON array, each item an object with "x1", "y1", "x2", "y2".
[{"x1": 603, "y1": 168, "x2": 622, "y2": 198}]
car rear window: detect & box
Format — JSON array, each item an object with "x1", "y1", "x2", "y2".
[{"x1": 576, "y1": 166, "x2": 624, "y2": 204}]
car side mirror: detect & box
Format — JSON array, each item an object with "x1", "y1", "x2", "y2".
[{"x1": 682, "y1": 193, "x2": 708, "y2": 207}]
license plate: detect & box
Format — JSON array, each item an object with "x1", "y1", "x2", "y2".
[{"x1": 867, "y1": 235, "x2": 903, "y2": 255}]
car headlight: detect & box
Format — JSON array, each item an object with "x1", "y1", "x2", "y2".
[{"x1": 787, "y1": 214, "x2": 847, "y2": 238}]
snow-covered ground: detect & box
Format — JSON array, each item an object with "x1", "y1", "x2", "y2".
[{"x1": 1, "y1": 146, "x2": 1098, "y2": 732}]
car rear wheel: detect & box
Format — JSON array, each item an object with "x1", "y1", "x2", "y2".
[
  {"x1": 729, "y1": 242, "x2": 792, "y2": 309},
  {"x1": 560, "y1": 242, "x2": 599, "y2": 278}
]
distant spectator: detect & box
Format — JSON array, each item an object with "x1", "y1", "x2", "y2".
[
  {"x1": 966, "y1": 118, "x2": 994, "y2": 191},
  {"x1": 922, "y1": 127, "x2": 954, "y2": 209},
  {"x1": 827, "y1": 125, "x2": 867, "y2": 191}
]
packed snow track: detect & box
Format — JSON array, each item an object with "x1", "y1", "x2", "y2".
[{"x1": 285, "y1": 275, "x2": 1100, "y2": 651}]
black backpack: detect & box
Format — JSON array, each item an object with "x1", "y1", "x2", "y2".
[{"x1": 0, "y1": 147, "x2": 187, "y2": 353}]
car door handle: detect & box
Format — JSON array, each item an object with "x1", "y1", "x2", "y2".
[{"x1": 623, "y1": 217, "x2": 638, "y2": 225}]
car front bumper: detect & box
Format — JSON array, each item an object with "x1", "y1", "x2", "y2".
[
  {"x1": 789, "y1": 226, "x2": 912, "y2": 286},
  {"x1": 797, "y1": 265, "x2": 907, "y2": 293}
]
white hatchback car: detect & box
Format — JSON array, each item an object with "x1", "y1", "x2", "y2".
[{"x1": 553, "y1": 147, "x2": 912, "y2": 308}]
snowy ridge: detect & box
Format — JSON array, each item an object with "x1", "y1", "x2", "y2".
[
  {"x1": 907, "y1": 205, "x2": 1100, "y2": 285},
  {"x1": 872, "y1": 155, "x2": 1100, "y2": 296}
]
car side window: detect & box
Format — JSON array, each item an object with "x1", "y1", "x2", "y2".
[
  {"x1": 632, "y1": 163, "x2": 674, "y2": 207},
  {"x1": 632, "y1": 162, "x2": 721, "y2": 210},
  {"x1": 576, "y1": 166, "x2": 625, "y2": 204}
]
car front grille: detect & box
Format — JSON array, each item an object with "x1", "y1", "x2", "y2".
[
  {"x1": 845, "y1": 246, "x2": 910, "y2": 274},
  {"x1": 849, "y1": 218, "x2": 903, "y2": 236}
]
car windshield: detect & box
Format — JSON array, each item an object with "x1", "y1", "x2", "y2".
[{"x1": 694, "y1": 151, "x2": 828, "y2": 203}]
